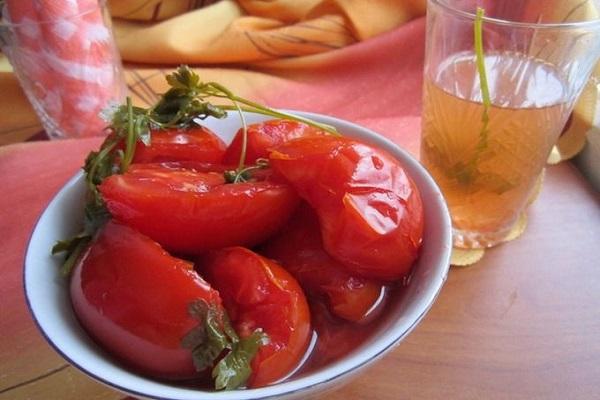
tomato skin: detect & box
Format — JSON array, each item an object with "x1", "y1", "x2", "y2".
[
  {"x1": 132, "y1": 126, "x2": 226, "y2": 164},
  {"x1": 200, "y1": 247, "x2": 311, "y2": 388},
  {"x1": 99, "y1": 163, "x2": 300, "y2": 255},
  {"x1": 223, "y1": 119, "x2": 327, "y2": 165},
  {"x1": 270, "y1": 136, "x2": 424, "y2": 281},
  {"x1": 262, "y1": 204, "x2": 384, "y2": 322},
  {"x1": 70, "y1": 221, "x2": 223, "y2": 380}
]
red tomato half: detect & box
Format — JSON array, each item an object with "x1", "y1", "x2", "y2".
[
  {"x1": 70, "y1": 221, "x2": 223, "y2": 380},
  {"x1": 133, "y1": 126, "x2": 226, "y2": 164},
  {"x1": 270, "y1": 136, "x2": 424, "y2": 281},
  {"x1": 99, "y1": 163, "x2": 300, "y2": 255},
  {"x1": 200, "y1": 247, "x2": 312, "y2": 388},
  {"x1": 262, "y1": 204, "x2": 384, "y2": 322},
  {"x1": 223, "y1": 119, "x2": 327, "y2": 165}
]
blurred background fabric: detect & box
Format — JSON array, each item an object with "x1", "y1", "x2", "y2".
[
  {"x1": 109, "y1": 0, "x2": 425, "y2": 64},
  {"x1": 0, "y1": 0, "x2": 597, "y2": 165},
  {"x1": 0, "y1": 0, "x2": 426, "y2": 144}
]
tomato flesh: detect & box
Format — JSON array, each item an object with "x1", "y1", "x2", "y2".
[
  {"x1": 70, "y1": 221, "x2": 223, "y2": 380},
  {"x1": 200, "y1": 247, "x2": 312, "y2": 388},
  {"x1": 223, "y1": 119, "x2": 327, "y2": 165},
  {"x1": 133, "y1": 126, "x2": 226, "y2": 164},
  {"x1": 99, "y1": 163, "x2": 300, "y2": 255},
  {"x1": 270, "y1": 136, "x2": 424, "y2": 281},
  {"x1": 262, "y1": 204, "x2": 384, "y2": 322}
]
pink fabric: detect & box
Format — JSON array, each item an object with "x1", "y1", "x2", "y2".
[
  {"x1": 0, "y1": 138, "x2": 102, "y2": 388},
  {"x1": 260, "y1": 18, "x2": 425, "y2": 156}
]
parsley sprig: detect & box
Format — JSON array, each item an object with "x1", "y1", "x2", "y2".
[
  {"x1": 52, "y1": 65, "x2": 338, "y2": 273},
  {"x1": 182, "y1": 300, "x2": 269, "y2": 390}
]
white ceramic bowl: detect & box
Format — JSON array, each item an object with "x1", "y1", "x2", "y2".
[{"x1": 24, "y1": 111, "x2": 452, "y2": 400}]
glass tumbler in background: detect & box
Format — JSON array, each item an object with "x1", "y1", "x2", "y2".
[
  {"x1": 0, "y1": 0, "x2": 126, "y2": 139},
  {"x1": 420, "y1": 0, "x2": 600, "y2": 249}
]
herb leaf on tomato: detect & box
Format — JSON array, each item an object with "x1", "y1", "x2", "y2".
[
  {"x1": 182, "y1": 299, "x2": 269, "y2": 390},
  {"x1": 51, "y1": 234, "x2": 92, "y2": 276},
  {"x1": 212, "y1": 329, "x2": 269, "y2": 390},
  {"x1": 182, "y1": 299, "x2": 234, "y2": 372},
  {"x1": 213, "y1": 330, "x2": 269, "y2": 390}
]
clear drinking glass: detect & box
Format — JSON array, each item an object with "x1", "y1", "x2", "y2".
[
  {"x1": 421, "y1": 0, "x2": 600, "y2": 248},
  {"x1": 0, "y1": 0, "x2": 126, "y2": 139}
]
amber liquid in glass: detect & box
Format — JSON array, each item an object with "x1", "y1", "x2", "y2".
[{"x1": 421, "y1": 52, "x2": 568, "y2": 248}]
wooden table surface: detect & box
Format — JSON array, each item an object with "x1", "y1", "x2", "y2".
[{"x1": 1, "y1": 161, "x2": 599, "y2": 400}]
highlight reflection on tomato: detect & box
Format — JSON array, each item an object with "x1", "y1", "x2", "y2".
[
  {"x1": 200, "y1": 247, "x2": 312, "y2": 388},
  {"x1": 270, "y1": 136, "x2": 424, "y2": 281}
]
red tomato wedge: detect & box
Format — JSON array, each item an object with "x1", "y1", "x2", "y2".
[
  {"x1": 98, "y1": 163, "x2": 300, "y2": 255},
  {"x1": 132, "y1": 126, "x2": 226, "y2": 164},
  {"x1": 70, "y1": 220, "x2": 223, "y2": 380},
  {"x1": 223, "y1": 119, "x2": 327, "y2": 165},
  {"x1": 269, "y1": 136, "x2": 424, "y2": 281},
  {"x1": 262, "y1": 204, "x2": 384, "y2": 322},
  {"x1": 200, "y1": 247, "x2": 312, "y2": 388}
]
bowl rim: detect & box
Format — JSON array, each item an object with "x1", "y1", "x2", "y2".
[{"x1": 23, "y1": 110, "x2": 452, "y2": 400}]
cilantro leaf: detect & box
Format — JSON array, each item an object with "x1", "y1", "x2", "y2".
[
  {"x1": 213, "y1": 330, "x2": 269, "y2": 390},
  {"x1": 182, "y1": 300, "x2": 235, "y2": 372},
  {"x1": 181, "y1": 299, "x2": 269, "y2": 390}
]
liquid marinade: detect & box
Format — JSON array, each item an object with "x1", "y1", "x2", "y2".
[{"x1": 421, "y1": 51, "x2": 569, "y2": 247}]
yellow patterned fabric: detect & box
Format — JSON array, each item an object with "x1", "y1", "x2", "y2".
[
  {"x1": 110, "y1": 0, "x2": 425, "y2": 65},
  {"x1": 108, "y1": 0, "x2": 223, "y2": 21}
]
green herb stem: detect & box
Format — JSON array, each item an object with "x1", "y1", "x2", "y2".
[
  {"x1": 203, "y1": 81, "x2": 339, "y2": 170},
  {"x1": 453, "y1": 6, "x2": 493, "y2": 185},
  {"x1": 59, "y1": 236, "x2": 90, "y2": 276},
  {"x1": 87, "y1": 139, "x2": 118, "y2": 191},
  {"x1": 121, "y1": 97, "x2": 137, "y2": 172},
  {"x1": 228, "y1": 159, "x2": 270, "y2": 183},
  {"x1": 230, "y1": 98, "x2": 248, "y2": 171},
  {"x1": 220, "y1": 103, "x2": 339, "y2": 136},
  {"x1": 474, "y1": 7, "x2": 491, "y2": 156}
]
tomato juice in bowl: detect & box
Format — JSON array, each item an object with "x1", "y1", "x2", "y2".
[{"x1": 24, "y1": 111, "x2": 452, "y2": 399}]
